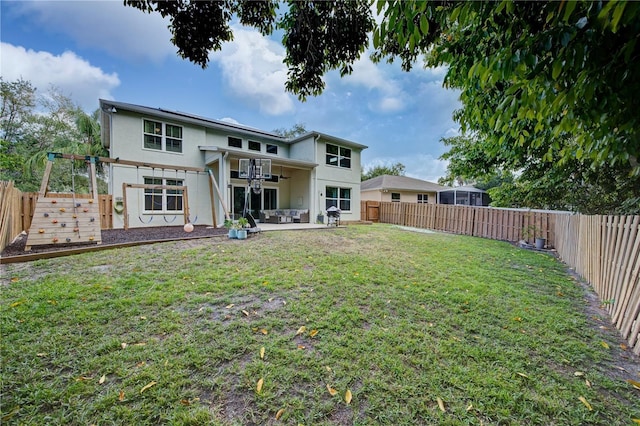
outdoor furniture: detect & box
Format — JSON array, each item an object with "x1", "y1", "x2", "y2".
[{"x1": 260, "y1": 209, "x2": 309, "y2": 224}]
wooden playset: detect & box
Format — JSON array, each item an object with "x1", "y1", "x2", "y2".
[{"x1": 25, "y1": 153, "x2": 102, "y2": 251}]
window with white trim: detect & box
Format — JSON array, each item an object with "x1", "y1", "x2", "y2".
[
  {"x1": 249, "y1": 140, "x2": 261, "y2": 151},
  {"x1": 326, "y1": 186, "x2": 351, "y2": 211},
  {"x1": 391, "y1": 192, "x2": 401, "y2": 202},
  {"x1": 326, "y1": 144, "x2": 351, "y2": 168},
  {"x1": 143, "y1": 120, "x2": 182, "y2": 153},
  {"x1": 417, "y1": 193, "x2": 429, "y2": 204},
  {"x1": 144, "y1": 177, "x2": 183, "y2": 212}
]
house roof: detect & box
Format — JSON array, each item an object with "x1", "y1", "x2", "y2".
[
  {"x1": 361, "y1": 175, "x2": 447, "y2": 192},
  {"x1": 99, "y1": 99, "x2": 367, "y2": 150},
  {"x1": 438, "y1": 185, "x2": 487, "y2": 193}
]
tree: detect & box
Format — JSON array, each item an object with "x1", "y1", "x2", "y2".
[
  {"x1": 0, "y1": 78, "x2": 108, "y2": 192},
  {"x1": 126, "y1": 1, "x2": 640, "y2": 207},
  {"x1": 125, "y1": 0, "x2": 373, "y2": 99},
  {"x1": 439, "y1": 134, "x2": 640, "y2": 214},
  {"x1": 361, "y1": 162, "x2": 405, "y2": 181},
  {"x1": 272, "y1": 122, "x2": 307, "y2": 138}
]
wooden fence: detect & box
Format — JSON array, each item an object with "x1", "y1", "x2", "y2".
[
  {"x1": 364, "y1": 201, "x2": 555, "y2": 246},
  {"x1": 0, "y1": 182, "x2": 112, "y2": 252},
  {"x1": 362, "y1": 201, "x2": 640, "y2": 354},
  {"x1": 555, "y1": 214, "x2": 640, "y2": 355},
  {"x1": 0, "y1": 181, "x2": 23, "y2": 253}
]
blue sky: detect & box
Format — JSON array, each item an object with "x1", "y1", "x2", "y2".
[{"x1": 1, "y1": 0, "x2": 461, "y2": 182}]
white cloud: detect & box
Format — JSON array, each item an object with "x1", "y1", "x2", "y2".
[
  {"x1": 5, "y1": 1, "x2": 174, "y2": 63},
  {"x1": 342, "y1": 55, "x2": 407, "y2": 113},
  {"x1": 1, "y1": 43, "x2": 120, "y2": 111},
  {"x1": 211, "y1": 27, "x2": 294, "y2": 116},
  {"x1": 219, "y1": 117, "x2": 241, "y2": 125}
]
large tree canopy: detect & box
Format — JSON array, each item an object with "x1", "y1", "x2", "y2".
[
  {"x1": 0, "y1": 78, "x2": 108, "y2": 192},
  {"x1": 125, "y1": 0, "x2": 640, "y2": 196}
]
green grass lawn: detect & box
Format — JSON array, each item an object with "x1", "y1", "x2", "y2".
[{"x1": 1, "y1": 224, "x2": 638, "y2": 425}]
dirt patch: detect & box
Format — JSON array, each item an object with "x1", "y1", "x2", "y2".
[
  {"x1": 1, "y1": 225, "x2": 227, "y2": 258},
  {"x1": 566, "y1": 267, "x2": 640, "y2": 382}
]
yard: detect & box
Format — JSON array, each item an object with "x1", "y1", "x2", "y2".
[{"x1": 1, "y1": 224, "x2": 638, "y2": 425}]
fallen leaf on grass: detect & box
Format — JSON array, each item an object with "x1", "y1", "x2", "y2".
[
  {"x1": 309, "y1": 329, "x2": 319, "y2": 338},
  {"x1": 295, "y1": 326, "x2": 306, "y2": 336},
  {"x1": 1, "y1": 406, "x2": 20, "y2": 421},
  {"x1": 121, "y1": 343, "x2": 127, "y2": 349},
  {"x1": 326, "y1": 384, "x2": 338, "y2": 396},
  {"x1": 578, "y1": 396, "x2": 592, "y2": 411},
  {"x1": 9, "y1": 300, "x2": 25, "y2": 308},
  {"x1": 517, "y1": 372, "x2": 529, "y2": 378},
  {"x1": 119, "y1": 390, "x2": 125, "y2": 401},
  {"x1": 437, "y1": 397, "x2": 446, "y2": 412},
  {"x1": 325, "y1": 366, "x2": 332, "y2": 372},
  {"x1": 260, "y1": 329, "x2": 268, "y2": 335},
  {"x1": 600, "y1": 341, "x2": 610, "y2": 349},
  {"x1": 574, "y1": 371, "x2": 584, "y2": 377},
  {"x1": 99, "y1": 374, "x2": 106, "y2": 384},
  {"x1": 621, "y1": 343, "x2": 628, "y2": 350},
  {"x1": 585, "y1": 379, "x2": 591, "y2": 387},
  {"x1": 180, "y1": 398, "x2": 199, "y2": 406},
  {"x1": 632, "y1": 419, "x2": 640, "y2": 424},
  {"x1": 627, "y1": 379, "x2": 640, "y2": 390},
  {"x1": 242, "y1": 310, "x2": 250, "y2": 316},
  {"x1": 260, "y1": 347, "x2": 265, "y2": 359},
  {"x1": 466, "y1": 404, "x2": 473, "y2": 411},
  {"x1": 345, "y1": 389, "x2": 352, "y2": 404},
  {"x1": 140, "y1": 381, "x2": 157, "y2": 394},
  {"x1": 226, "y1": 304, "x2": 234, "y2": 309},
  {"x1": 10, "y1": 277, "x2": 19, "y2": 283},
  {"x1": 297, "y1": 344, "x2": 306, "y2": 350},
  {"x1": 275, "y1": 408, "x2": 285, "y2": 420},
  {"x1": 257, "y1": 378, "x2": 264, "y2": 394},
  {"x1": 76, "y1": 376, "x2": 93, "y2": 381}
]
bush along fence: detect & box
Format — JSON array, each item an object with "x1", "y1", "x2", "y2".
[
  {"x1": 0, "y1": 182, "x2": 113, "y2": 252},
  {"x1": 362, "y1": 200, "x2": 640, "y2": 355}
]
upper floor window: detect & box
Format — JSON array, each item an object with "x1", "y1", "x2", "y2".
[
  {"x1": 266, "y1": 144, "x2": 278, "y2": 155},
  {"x1": 144, "y1": 120, "x2": 182, "y2": 153},
  {"x1": 249, "y1": 140, "x2": 261, "y2": 151},
  {"x1": 391, "y1": 193, "x2": 401, "y2": 202},
  {"x1": 326, "y1": 144, "x2": 351, "y2": 168},
  {"x1": 417, "y1": 194, "x2": 428, "y2": 204},
  {"x1": 228, "y1": 137, "x2": 242, "y2": 148}
]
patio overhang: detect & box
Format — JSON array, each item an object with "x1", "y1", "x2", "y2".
[{"x1": 198, "y1": 146, "x2": 318, "y2": 170}]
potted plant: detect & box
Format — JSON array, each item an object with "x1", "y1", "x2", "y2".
[
  {"x1": 224, "y1": 218, "x2": 237, "y2": 239},
  {"x1": 236, "y1": 217, "x2": 249, "y2": 240},
  {"x1": 522, "y1": 224, "x2": 546, "y2": 249}
]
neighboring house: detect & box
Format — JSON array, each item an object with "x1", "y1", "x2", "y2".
[
  {"x1": 100, "y1": 100, "x2": 366, "y2": 228},
  {"x1": 438, "y1": 185, "x2": 490, "y2": 206},
  {"x1": 360, "y1": 175, "x2": 447, "y2": 204}
]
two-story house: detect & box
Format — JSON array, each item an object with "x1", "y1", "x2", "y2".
[{"x1": 100, "y1": 100, "x2": 366, "y2": 228}]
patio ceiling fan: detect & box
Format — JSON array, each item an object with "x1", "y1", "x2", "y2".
[{"x1": 278, "y1": 166, "x2": 290, "y2": 179}]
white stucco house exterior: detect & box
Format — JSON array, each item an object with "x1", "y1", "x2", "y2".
[{"x1": 100, "y1": 100, "x2": 366, "y2": 228}]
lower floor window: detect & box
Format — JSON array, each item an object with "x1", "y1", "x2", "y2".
[
  {"x1": 144, "y1": 178, "x2": 183, "y2": 212},
  {"x1": 417, "y1": 193, "x2": 428, "y2": 203},
  {"x1": 326, "y1": 186, "x2": 351, "y2": 211}
]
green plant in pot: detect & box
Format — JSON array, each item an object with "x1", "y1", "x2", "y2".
[
  {"x1": 236, "y1": 217, "x2": 249, "y2": 240},
  {"x1": 224, "y1": 218, "x2": 237, "y2": 239},
  {"x1": 522, "y1": 224, "x2": 546, "y2": 250}
]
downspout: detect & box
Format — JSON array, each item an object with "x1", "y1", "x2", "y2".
[
  {"x1": 313, "y1": 134, "x2": 321, "y2": 222},
  {"x1": 222, "y1": 151, "x2": 229, "y2": 221}
]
